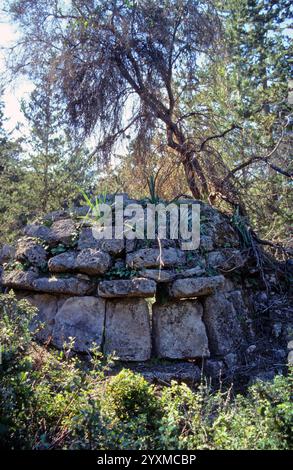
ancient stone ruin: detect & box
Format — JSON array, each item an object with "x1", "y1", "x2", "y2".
[{"x1": 1, "y1": 194, "x2": 255, "y2": 379}]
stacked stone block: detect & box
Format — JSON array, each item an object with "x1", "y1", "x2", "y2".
[{"x1": 1, "y1": 195, "x2": 250, "y2": 365}]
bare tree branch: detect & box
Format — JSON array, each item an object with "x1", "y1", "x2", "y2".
[{"x1": 199, "y1": 123, "x2": 241, "y2": 151}]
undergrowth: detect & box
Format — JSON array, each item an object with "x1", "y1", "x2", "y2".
[{"x1": 0, "y1": 292, "x2": 292, "y2": 450}]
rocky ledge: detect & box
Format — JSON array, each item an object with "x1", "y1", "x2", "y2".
[{"x1": 1, "y1": 194, "x2": 253, "y2": 372}]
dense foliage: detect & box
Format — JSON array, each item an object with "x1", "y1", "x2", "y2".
[
  {"x1": 0, "y1": 293, "x2": 292, "y2": 450},
  {"x1": 0, "y1": 0, "x2": 291, "y2": 246},
  {"x1": 0, "y1": 1, "x2": 291, "y2": 451}
]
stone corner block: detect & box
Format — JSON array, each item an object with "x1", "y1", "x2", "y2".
[
  {"x1": 168, "y1": 275, "x2": 225, "y2": 299},
  {"x1": 98, "y1": 277, "x2": 156, "y2": 298}
]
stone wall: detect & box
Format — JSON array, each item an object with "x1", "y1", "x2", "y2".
[{"x1": 0, "y1": 194, "x2": 253, "y2": 369}]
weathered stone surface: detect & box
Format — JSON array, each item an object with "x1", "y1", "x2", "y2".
[
  {"x1": 175, "y1": 266, "x2": 206, "y2": 279},
  {"x1": 48, "y1": 251, "x2": 76, "y2": 272},
  {"x1": 78, "y1": 227, "x2": 124, "y2": 255},
  {"x1": 15, "y1": 238, "x2": 47, "y2": 268},
  {"x1": 75, "y1": 248, "x2": 111, "y2": 275},
  {"x1": 98, "y1": 278, "x2": 156, "y2": 298},
  {"x1": 0, "y1": 244, "x2": 15, "y2": 264},
  {"x1": 25, "y1": 293, "x2": 64, "y2": 341},
  {"x1": 207, "y1": 249, "x2": 245, "y2": 271},
  {"x1": 220, "y1": 277, "x2": 236, "y2": 292},
  {"x1": 126, "y1": 248, "x2": 186, "y2": 269},
  {"x1": 52, "y1": 296, "x2": 105, "y2": 351},
  {"x1": 138, "y1": 269, "x2": 176, "y2": 283},
  {"x1": 32, "y1": 275, "x2": 94, "y2": 296},
  {"x1": 48, "y1": 219, "x2": 76, "y2": 246},
  {"x1": 1, "y1": 269, "x2": 38, "y2": 290},
  {"x1": 77, "y1": 226, "x2": 105, "y2": 250},
  {"x1": 23, "y1": 224, "x2": 51, "y2": 242},
  {"x1": 3, "y1": 192, "x2": 255, "y2": 364},
  {"x1": 136, "y1": 363, "x2": 201, "y2": 384},
  {"x1": 139, "y1": 266, "x2": 206, "y2": 283},
  {"x1": 206, "y1": 214, "x2": 240, "y2": 248},
  {"x1": 104, "y1": 298, "x2": 151, "y2": 361},
  {"x1": 203, "y1": 292, "x2": 244, "y2": 356},
  {"x1": 136, "y1": 239, "x2": 178, "y2": 250},
  {"x1": 48, "y1": 248, "x2": 111, "y2": 275},
  {"x1": 152, "y1": 300, "x2": 210, "y2": 359},
  {"x1": 168, "y1": 275, "x2": 225, "y2": 299},
  {"x1": 113, "y1": 258, "x2": 125, "y2": 270}
]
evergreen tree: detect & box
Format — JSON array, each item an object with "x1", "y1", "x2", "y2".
[
  {"x1": 0, "y1": 92, "x2": 24, "y2": 242},
  {"x1": 21, "y1": 77, "x2": 93, "y2": 213},
  {"x1": 181, "y1": 0, "x2": 292, "y2": 240},
  {"x1": 226, "y1": 0, "x2": 292, "y2": 119}
]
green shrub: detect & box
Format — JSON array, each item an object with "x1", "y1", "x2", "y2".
[
  {"x1": 0, "y1": 292, "x2": 37, "y2": 366},
  {"x1": 0, "y1": 293, "x2": 292, "y2": 450},
  {"x1": 102, "y1": 369, "x2": 159, "y2": 420},
  {"x1": 212, "y1": 374, "x2": 293, "y2": 450},
  {"x1": 158, "y1": 374, "x2": 293, "y2": 450}
]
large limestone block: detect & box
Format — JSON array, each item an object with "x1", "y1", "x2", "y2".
[
  {"x1": 25, "y1": 293, "x2": 64, "y2": 341},
  {"x1": 75, "y1": 248, "x2": 111, "y2": 275},
  {"x1": 168, "y1": 275, "x2": 225, "y2": 299},
  {"x1": 104, "y1": 298, "x2": 151, "y2": 361},
  {"x1": 152, "y1": 300, "x2": 210, "y2": 359},
  {"x1": 203, "y1": 292, "x2": 244, "y2": 356},
  {"x1": 47, "y1": 219, "x2": 76, "y2": 246},
  {"x1": 126, "y1": 248, "x2": 186, "y2": 269},
  {"x1": 52, "y1": 296, "x2": 105, "y2": 351},
  {"x1": 32, "y1": 275, "x2": 94, "y2": 296},
  {"x1": 48, "y1": 251, "x2": 76, "y2": 272},
  {"x1": 98, "y1": 278, "x2": 156, "y2": 298},
  {"x1": 78, "y1": 227, "x2": 124, "y2": 255},
  {"x1": 15, "y1": 238, "x2": 48, "y2": 268},
  {"x1": 48, "y1": 248, "x2": 111, "y2": 275}
]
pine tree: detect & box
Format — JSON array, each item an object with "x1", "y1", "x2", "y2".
[
  {"x1": 225, "y1": 0, "x2": 292, "y2": 120},
  {"x1": 195, "y1": 0, "x2": 293, "y2": 239},
  {"x1": 0, "y1": 92, "x2": 25, "y2": 242},
  {"x1": 21, "y1": 77, "x2": 93, "y2": 213}
]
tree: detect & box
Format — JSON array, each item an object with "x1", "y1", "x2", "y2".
[
  {"x1": 20, "y1": 76, "x2": 93, "y2": 213},
  {"x1": 188, "y1": 0, "x2": 293, "y2": 241},
  {"x1": 226, "y1": 0, "x2": 292, "y2": 118},
  {"x1": 6, "y1": 0, "x2": 249, "y2": 209},
  {"x1": 0, "y1": 91, "x2": 25, "y2": 242}
]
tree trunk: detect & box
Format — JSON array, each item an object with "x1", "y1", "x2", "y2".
[{"x1": 182, "y1": 152, "x2": 208, "y2": 200}]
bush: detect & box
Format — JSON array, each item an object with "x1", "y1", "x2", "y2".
[
  {"x1": 0, "y1": 292, "x2": 37, "y2": 366},
  {"x1": 102, "y1": 369, "x2": 159, "y2": 420},
  {"x1": 0, "y1": 294, "x2": 292, "y2": 450},
  {"x1": 158, "y1": 375, "x2": 293, "y2": 450}
]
